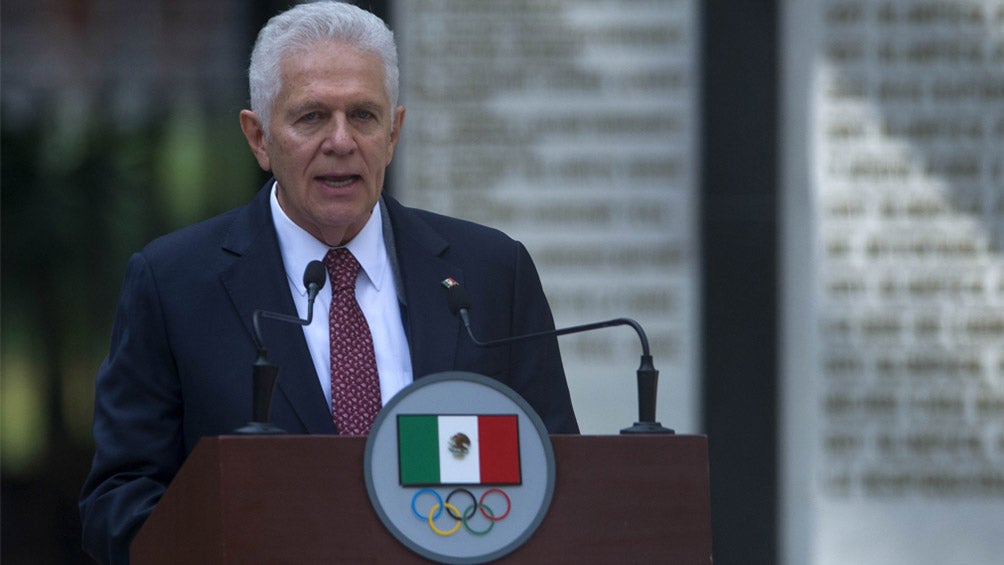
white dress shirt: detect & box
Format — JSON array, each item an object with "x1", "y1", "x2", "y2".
[{"x1": 269, "y1": 183, "x2": 413, "y2": 410}]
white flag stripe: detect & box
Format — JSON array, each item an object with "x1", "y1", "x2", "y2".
[{"x1": 438, "y1": 415, "x2": 481, "y2": 484}]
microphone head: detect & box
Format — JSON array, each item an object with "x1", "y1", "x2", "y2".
[
  {"x1": 441, "y1": 277, "x2": 472, "y2": 315},
  {"x1": 304, "y1": 260, "x2": 327, "y2": 294}
]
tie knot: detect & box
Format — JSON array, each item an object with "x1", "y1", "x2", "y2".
[{"x1": 324, "y1": 248, "x2": 360, "y2": 291}]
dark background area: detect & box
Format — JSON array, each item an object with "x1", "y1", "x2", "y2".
[{"x1": 701, "y1": 2, "x2": 779, "y2": 563}]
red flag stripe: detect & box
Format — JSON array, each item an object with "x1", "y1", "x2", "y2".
[{"x1": 477, "y1": 415, "x2": 521, "y2": 484}]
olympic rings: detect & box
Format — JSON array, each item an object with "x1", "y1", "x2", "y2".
[
  {"x1": 479, "y1": 488, "x2": 512, "y2": 521},
  {"x1": 428, "y1": 502, "x2": 463, "y2": 536},
  {"x1": 411, "y1": 488, "x2": 443, "y2": 521},
  {"x1": 410, "y1": 487, "x2": 513, "y2": 537},
  {"x1": 445, "y1": 488, "x2": 477, "y2": 521},
  {"x1": 463, "y1": 503, "x2": 495, "y2": 536}
]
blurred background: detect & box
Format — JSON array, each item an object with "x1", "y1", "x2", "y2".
[
  {"x1": 2, "y1": 1, "x2": 1002, "y2": 564},
  {"x1": 2, "y1": 1, "x2": 283, "y2": 562}
]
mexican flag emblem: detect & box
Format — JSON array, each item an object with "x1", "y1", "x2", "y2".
[{"x1": 397, "y1": 414, "x2": 522, "y2": 486}]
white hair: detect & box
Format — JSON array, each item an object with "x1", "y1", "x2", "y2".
[{"x1": 247, "y1": 1, "x2": 400, "y2": 138}]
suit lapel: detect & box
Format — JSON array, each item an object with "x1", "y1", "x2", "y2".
[
  {"x1": 215, "y1": 189, "x2": 463, "y2": 433},
  {"x1": 219, "y1": 184, "x2": 335, "y2": 434},
  {"x1": 383, "y1": 196, "x2": 463, "y2": 380}
]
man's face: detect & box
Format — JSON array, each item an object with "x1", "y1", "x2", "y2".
[{"x1": 241, "y1": 40, "x2": 405, "y2": 246}]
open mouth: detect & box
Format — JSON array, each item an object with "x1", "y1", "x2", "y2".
[{"x1": 318, "y1": 175, "x2": 360, "y2": 188}]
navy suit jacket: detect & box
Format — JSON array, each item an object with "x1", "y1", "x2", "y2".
[{"x1": 79, "y1": 182, "x2": 578, "y2": 564}]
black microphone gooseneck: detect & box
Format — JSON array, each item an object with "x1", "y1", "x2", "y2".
[
  {"x1": 235, "y1": 260, "x2": 327, "y2": 434},
  {"x1": 443, "y1": 280, "x2": 674, "y2": 434},
  {"x1": 252, "y1": 260, "x2": 327, "y2": 355}
]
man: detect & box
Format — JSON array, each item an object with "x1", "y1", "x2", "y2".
[{"x1": 79, "y1": 2, "x2": 578, "y2": 563}]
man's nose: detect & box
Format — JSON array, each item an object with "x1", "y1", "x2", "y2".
[{"x1": 322, "y1": 115, "x2": 356, "y2": 155}]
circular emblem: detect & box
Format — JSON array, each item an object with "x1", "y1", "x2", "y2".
[{"x1": 364, "y1": 372, "x2": 556, "y2": 564}]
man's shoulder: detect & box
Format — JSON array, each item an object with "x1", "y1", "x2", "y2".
[
  {"x1": 136, "y1": 211, "x2": 237, "y2": 274},
  {"x1": 141, "y1": 185, "x2": 269, "y2": 261},
  {"x1": 383, "y1": 195, "x2": 516, "y2": 247}
]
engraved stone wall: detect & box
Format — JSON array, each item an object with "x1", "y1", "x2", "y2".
[
  {"x1": 787, "y1": 1, "x2": 1004, "y2": 563},
  {"x1": 818, "y1": 0, "x2": 1004, "y2": 502},
  {"x1": 393, "y1": 0, "x2": 699, "y2": 433}
]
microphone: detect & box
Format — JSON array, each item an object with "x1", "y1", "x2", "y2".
[
  {"x1": 252, "y1": 260, "x2": 327, "y2": 355},
  {"x1": 235, "y1": 260, "x2": 327, "y2": 434},
  {"x1": 441, "y1": 278, "x2": 674, "y2": 434}
]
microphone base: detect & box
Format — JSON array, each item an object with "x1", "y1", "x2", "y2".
[
  {"x1": 620, "y1": 421, "x2": 675, "y2": 435},
  {"x1": 233, "y1": 421, "x2": 287, "y2": 435}
]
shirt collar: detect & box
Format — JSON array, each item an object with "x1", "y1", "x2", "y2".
[{"x1": 270, "y1": 182, "x2": 387, "y2": 296}]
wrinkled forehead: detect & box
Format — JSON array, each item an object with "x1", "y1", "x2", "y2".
[{"x1": 277, "y1": 39, "x2": 390, "y2": 100}]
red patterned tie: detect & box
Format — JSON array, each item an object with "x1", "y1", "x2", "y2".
[{"x1": 324, "y1": 248, "x2": 381, "y2": 435}]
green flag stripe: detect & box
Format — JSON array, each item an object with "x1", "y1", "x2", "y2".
[{"x1": 398, "y1": 415, "x2": 440, "y2": 485}]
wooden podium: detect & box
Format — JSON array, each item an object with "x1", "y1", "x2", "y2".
[{"x1": 131, "y1": 435, "x2": 712, "y2": 564}]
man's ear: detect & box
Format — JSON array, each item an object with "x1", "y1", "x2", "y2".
[
  {"x1": 386, "y1": 105, "x2": 406, "y2": 166},
  {"x1": 239, "y1": 110, "x2": 271, "y2": 171}
]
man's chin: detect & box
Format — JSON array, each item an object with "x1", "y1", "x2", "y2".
[{"x1": 315, "y1": 208, "x2": 374, "y2": 245}]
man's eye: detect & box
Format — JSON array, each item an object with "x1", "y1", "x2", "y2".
[
  {"x1": 300, "y1": 111, "x2": 321, "y2": 122},
  {"x1": 352, "y1": 110, "x2": 374, "y2": 120}
]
